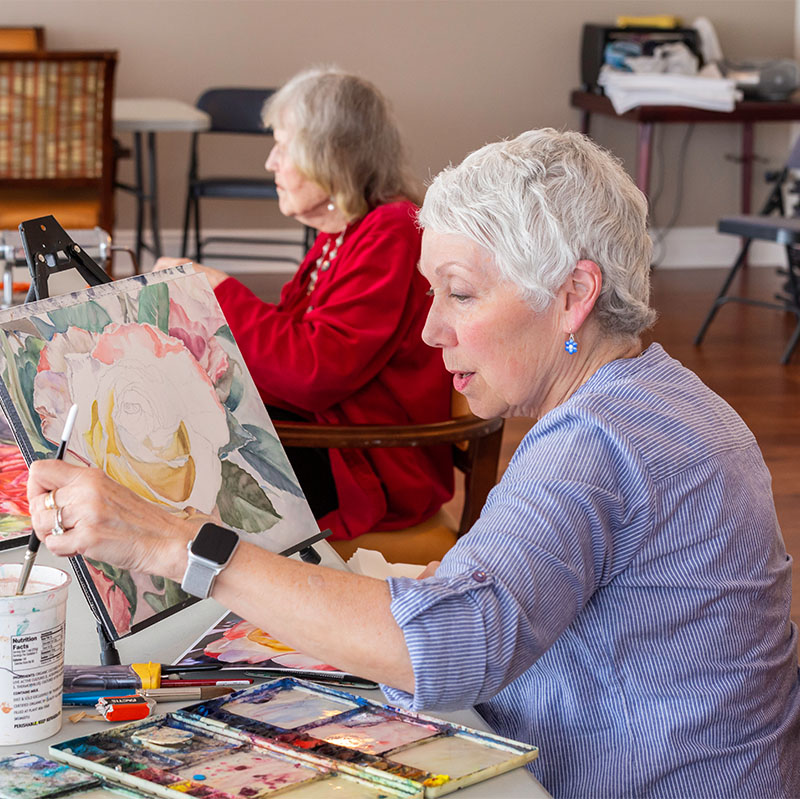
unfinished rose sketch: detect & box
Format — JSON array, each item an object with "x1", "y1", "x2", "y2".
[{"x1": 0, "y1": 267, "x2": 318, "y2": 637}]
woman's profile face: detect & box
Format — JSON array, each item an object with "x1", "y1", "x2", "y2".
[
  {"x1": 419, "y1": 231, "x2": 564, "y2": 420},
  {"x1": 266, "y1": 126, "x2": 329, "y2": 224}
]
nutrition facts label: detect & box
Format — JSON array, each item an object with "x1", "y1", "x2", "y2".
[{"x1": 9, "y1": 622, "x2": 65, "y2": 729}]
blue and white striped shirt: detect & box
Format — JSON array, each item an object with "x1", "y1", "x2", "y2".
[{"x1": 384, "y1": 343, "x2": 800, "y2": 798}]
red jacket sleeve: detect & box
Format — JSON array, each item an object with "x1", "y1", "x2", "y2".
[{"x1": 214, "y1": 203, "x2": 423, "y2": 414}]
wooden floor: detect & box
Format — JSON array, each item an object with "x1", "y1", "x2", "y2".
[{"x1": 235, "y1": 266, "x2": 800, "y2": 632}]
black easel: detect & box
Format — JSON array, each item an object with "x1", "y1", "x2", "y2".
[
  {"x1": 19, "y1": 216, "x2": 119, "y2": 665},
  {"x1": 19, "y1": 216, "x2": 112, "y2": 301}
]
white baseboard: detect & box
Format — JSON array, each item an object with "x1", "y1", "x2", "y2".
[
  {"x1": 113, "y1": 226, "x2": 780, "y2": 271},
  {"x1": 8, "y1": 226, "x2": 786, "y2": 282},
  {"x1": 112, "y1": 228, "x2": 305, "y2": 275},
  {"x1": 650, "y1": 226, "x2": 784, "y2": 269}
]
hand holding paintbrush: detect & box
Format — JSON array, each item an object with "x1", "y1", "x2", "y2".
[{"x1": 16, "y1": 403, "x2": 78, "y2": 595}]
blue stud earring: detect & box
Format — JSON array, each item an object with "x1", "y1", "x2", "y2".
[{"x1": 564, "y1": 333, "x2": 578, "y2": 354}]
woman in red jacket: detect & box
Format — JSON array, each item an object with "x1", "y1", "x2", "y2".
[{"x1": 156, "y1": 68, "x2": 452, "y2": 543}]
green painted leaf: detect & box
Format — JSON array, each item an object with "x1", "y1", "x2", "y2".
[
  {"x1": 216, "y1": 459, "x2": 281, "y2": 533},
  {"x1": 142, "y1": 591, "x2": 168, "y2": 614},
  {"x1": 219, "y1": 408, "x2": 255, "y2": 458},
  {"x1": 223, "y1": 364, "x2": 244, "y2": 413},
  {"x1": 0, "y1": 334, "x2": 53, "y2": 455},
  {"x1": 215, "y1": 324, "x2": 235, "y2": 343},
  {"x1": 44, "y1": 301, "x2": 112, "y2": 335},
  {"x1": 86, "y1": 558, "x2": 138, "y2": 617},
  {"x1": 240, "y1": 424, "x2": 303, "y2": 498},
  {"x1": 150, "y1": 574, "x2": 165, "y2": 591},
  {"x1": 116, "y1": 293, "x2": 138, "y2": 324},
  {"x1": 137, "y1": 283, "x2": 170, "y2": 334},
  {"x1": 143, "y1": 579, "x2": 190, "y2": 613}
]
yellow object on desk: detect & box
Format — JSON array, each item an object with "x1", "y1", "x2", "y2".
[{"x1": 616, "y1": 15, "x2": 682, "y2": 28}]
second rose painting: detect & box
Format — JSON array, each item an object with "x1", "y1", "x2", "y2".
[{"x1": 0, "y1": 266, "x2": 319, "y2": 638}]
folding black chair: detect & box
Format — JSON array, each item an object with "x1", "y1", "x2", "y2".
[
  {"x1": 181, "y1": 87, "x2": 313, "y2": 264},
  {"x1": 694, "y1": 136, "x2": 800, "y2": 364}
]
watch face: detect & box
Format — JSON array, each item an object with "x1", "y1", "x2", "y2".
[{"x1": 190, "y1": 523, "x2": 239, "y2": 564}]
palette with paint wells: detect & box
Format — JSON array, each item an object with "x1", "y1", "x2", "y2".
[
  {"x1": 0, "y1": 752, "x2": 150, "y2": 799},
  {"x1": 50, "y1": 713, "x2": 416, "y2": 799},
  {"x1": 50, "y1": 678, "x2": 538, "y2": 798}
]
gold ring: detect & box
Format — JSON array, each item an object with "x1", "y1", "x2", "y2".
[
  {"x1": 51, "y1": 506, "x2": 65, "y2": 536},
  {"x1": 44, "y1": 490, "x2": 58, "y2": 511}
]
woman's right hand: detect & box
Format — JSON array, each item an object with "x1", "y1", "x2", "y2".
[{"x1": 27, "y1": 459, "x2": 194, "y2": 582}]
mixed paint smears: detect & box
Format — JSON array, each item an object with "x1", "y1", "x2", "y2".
[
  {"x1": 306, "y1": 711, "x2": 439, "y2": 755},
  {"x1": 221, "y1": 685, "x2": 356, "y2": 729},
  {"x1": 0, "y1": 753, "x2": 96, "y2": 799}
]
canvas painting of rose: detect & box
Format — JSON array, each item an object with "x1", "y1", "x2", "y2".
[
  {"x1": 0, "y1": 266, "x2": 320, "y2": 638},
  {"x1": 174, "y1": 609, "x2": 346, "y2": 675}
]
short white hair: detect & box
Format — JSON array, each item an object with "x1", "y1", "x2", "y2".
[{"x1": 419, "y1": 128, "x2": 656, "y2": 337}]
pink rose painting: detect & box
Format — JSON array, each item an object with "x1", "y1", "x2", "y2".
[
  {"x1": 174, "y1": 610, "x2": 343, "y2": 674},
  {"x1": 0, "y1": 267, "x2": 317, "y2": 638},
  {"x1": 0, "y1": 414, "x2": 31, "y2": 544}
]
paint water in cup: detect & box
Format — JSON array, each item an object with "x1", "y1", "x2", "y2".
[{"x1": 0, "y1": 563, "x2": 71, "y2": 744}]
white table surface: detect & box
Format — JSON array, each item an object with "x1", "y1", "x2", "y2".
[
  {"x1": 113, "y1": 98, "x2": 210, "y2": 133},
  {"x1": 0, "y1": 546, "x2": 550, "y2": 798}
]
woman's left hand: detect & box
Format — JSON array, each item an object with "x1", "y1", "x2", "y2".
[
  {"x1": 27, "y1": 459, "x2": 194, "y2": 581},
  {"x1": 152, "y1": 257, "x2": 230, "y2": 289}
]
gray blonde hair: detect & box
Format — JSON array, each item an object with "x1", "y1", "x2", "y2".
[
  {"x1": 263, "y1": 67, "x2": 420, "y2": 220},
  {"x1": 419, "y1": 128, "x2": 656, "y2": 337}
]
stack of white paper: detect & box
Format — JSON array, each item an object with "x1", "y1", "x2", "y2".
[{"x1": 598, "y1": 66, "x2": 741, "y2": 114}]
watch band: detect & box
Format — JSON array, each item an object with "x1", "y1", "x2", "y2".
[
  {"x1": 181, "y1": 523, "x2": 240, "y2": 599},
  {"x1": 180, "y1": 553, "x2": 222, "y2": 599}
]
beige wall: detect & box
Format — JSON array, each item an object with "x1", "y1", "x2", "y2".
[{"x1": 4, "y1": 0, "x2": 797, "y2": 238}]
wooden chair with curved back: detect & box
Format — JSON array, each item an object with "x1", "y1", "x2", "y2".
[
  {"x1": 273, "y1": 392, "x2": 504, "y2": 565},
  {"x1": 0, "y1": 50, "x2": 117, "y2": 250}
]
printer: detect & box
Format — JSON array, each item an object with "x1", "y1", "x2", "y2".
[{"x1": 581, "y1": 23, "x2": 703, "y2": 91}]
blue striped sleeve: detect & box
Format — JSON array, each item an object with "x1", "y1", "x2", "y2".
[{"x1": 384, "y1": 417, "x2": 655, "y2": 711}]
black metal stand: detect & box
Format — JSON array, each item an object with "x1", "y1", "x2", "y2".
[
  {"x1": 97, "y1": 622, "x2": 121, "y2": 665},
  {"x1": 19, "y1": 215, "x2": 119, "y2": 664},
  {"x1": 19, "y1": 215, "x2": 112, "y2": 301}
]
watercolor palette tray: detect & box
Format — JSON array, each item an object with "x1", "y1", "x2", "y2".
[
  {"x1": 51, "y1": 678, "x2": 538, "y2": 798},
  {"x1": 0, "y1": 752, "x2": 151, "y2": 799},
  {"x1": 5, "y1": 748, "x2": 406, "y2": 799},
  {"x1": 50, "y1": 713, "x2": 417, "y2": 799}
]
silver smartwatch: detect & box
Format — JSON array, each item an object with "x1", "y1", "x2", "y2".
[{"x1": 181, "y1": 523, "x2": 240, "y2": 599}]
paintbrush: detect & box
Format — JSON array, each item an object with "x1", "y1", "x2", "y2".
[{"x1": 16, "y1": 403, "x2": 78, "y2": 596}]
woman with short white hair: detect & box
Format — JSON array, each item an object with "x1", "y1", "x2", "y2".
[{"x1": 31, "y1": 128, "x2": 800, "y2": 798}]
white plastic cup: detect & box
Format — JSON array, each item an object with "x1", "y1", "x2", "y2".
[{"x1": 0, "y1": 563, "x2": 71, "y2": 744}]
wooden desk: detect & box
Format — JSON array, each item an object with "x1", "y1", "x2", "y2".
[
  {"x1": 113, "y1": 99, "x2": 211, "y2": 264},
  {"x1": 570, "y1": 89, "x2": 800, "y2": 214}
]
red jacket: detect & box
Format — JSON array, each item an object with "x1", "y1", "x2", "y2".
[{"x1": 214, "y1": 200, "x2": 454, "y2": 540}]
